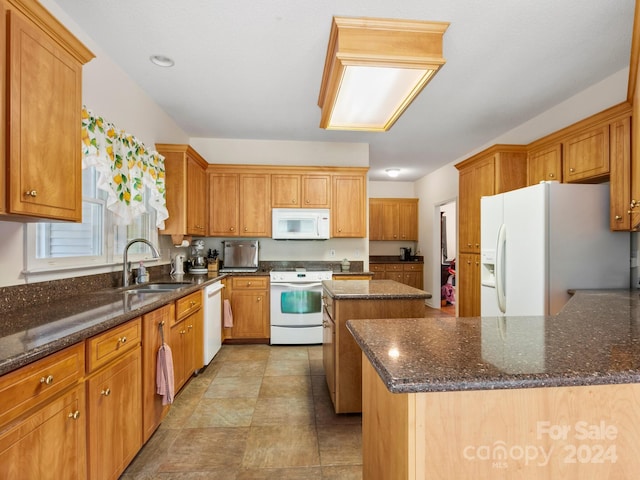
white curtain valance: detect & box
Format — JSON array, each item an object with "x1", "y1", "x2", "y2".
[{"x1": 81, "y1": 107, "x2": 168, "y2": 228}]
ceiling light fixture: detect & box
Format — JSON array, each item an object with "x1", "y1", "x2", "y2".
[
  {"x1": 385, "y1": 168, "x2": 401, "y2": 178},
  {"x1": 149, "y1": 55, "x2": 175, "y2": 67},
  {"x1": 318, "y1": 16, "x2": 448, "y2": 132}
]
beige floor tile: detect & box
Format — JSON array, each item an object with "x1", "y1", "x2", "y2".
[
  {"x1": 216, "y1": 360, "x2": 267, "y2": 377},
  {"x1": 221, "y1": 344, "x2": 271, "y2": 362},
  {"x1": 259, "y1": 375, "x2": 313, "y2": 398},
  {"x1": 309, "y1": 358, "x2": 324, "y2": 375},
  {"x1": 158, "y1": 390, "x2": 202, "y2": 430},
  {"x1": 251, "y1": 396, "x2": 315, "y2": 426},
  {"x1": 242, "y1": 425, "x2": 320, "y2": 468},
  {"x1": 311, "y1": 375, "x2": 331, "y2": 399},
  {"x1": 269, "y1": 345, "x2": 311, "y2": 360},
  {"x1": 235, "y1": 466, "x2": 322, "y2": 479},
  {"x1": 121, "y1": 471, "x2": 237, "y2": 479},
  {"x1": 307, "y1": 345, "x2": 323, "y2": 360},
  {"x1": 321, "y1": 465, "x2": 363, "y2": 479},
  {"x1": 123, "y1": 428, "x2": 179, "y2": 474},
  {"x1": 158, "y1": 427, "x2": 249, "y2": 472},
  {"x1": 314, "y1": 395, "x2": 362, "y2": 426},
  {"x1": 185, "y1": 397, "x2": 257, "y2": 427},
  {"x1": 317, "y1": 424, "x2": 362, "y2": 466},
  {"x1": 264, "y1": 358, "x2": 310, "y2": 376},
  {"x1": 204, "y1": 375, "x2": 263, "y2": 399}
]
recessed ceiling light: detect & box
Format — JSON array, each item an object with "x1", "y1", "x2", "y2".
[
  {"x1": 150, "y1": 55, "x2": 174, "y2": 67},
  {"x1": 385, "y1": 168, "x2": 401, "y2": 178}
]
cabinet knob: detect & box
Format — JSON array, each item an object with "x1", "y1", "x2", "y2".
[
  {"x1": 101, "y1": 388, "x2": 111, "y2": 396},
  {"x1": 467, "y1": 243, "x2": 472, "y2": 247},
  {"x1": 305, "y1": 199, "x2": 310, "y2": 204},
  {"x1": 569, "y1": 168, "x2": 575, "y2": 173},
  {"x1": 475, "y1": 243, "x2": 479, "y2": 247},
  {"x1": 292, "y1": 199, "x2": 297, "y2": 204},
  {"x1": 118, "y1": 336, "x2": 127, "y2": 344},
  {"x1": 244, "y1": 227, "x2": 248, "y2": 232},
  {"x1": 68, "y1": 410, "x2": 80, "y2": 420},
  {"x1": 615, "y1": 215, "x2": 623, "y2": 221},
  {"x1": 548, "y1": 173, "x2": 554, "y2": 178},
  {"x1": 24, "y1": 190, "x2": 38, "y2": 197},
  {"x1": 180, "y1": 330, "x2": 186, "y2": 335},
  {"x1": 188, "y1": 324, "x2": 193, "y2": 330},
  {"x1": 257, "y1": 297, "x2": 262, "y2": 302},
  {"x1": 190, "y1": 300, "x2": 196, "y2": 307},
  {"x1": 40, "y1": 375, "x2": 54, "y2": 385}
]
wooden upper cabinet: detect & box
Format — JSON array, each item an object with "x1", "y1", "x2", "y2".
[
  {"x1": 563, "y1": 125, "x2": 610, "y2": 183},
  {"x1": 528, "y1": 144, "x2": 562, "y2": 185},
  {"x1": 369, "y1": 198, "x2": 418, "y2": 241},
  {"x1": 271, "y1": 173, "x2": 331, "y2": 208},
  {"x1": 209, "y1": 173, "x2": 239, "y2": 236},
  {"x1": 240, "y1": 173, "x2": 271, "y2": 236},
  {"x1": 156, "y1": 144, "x2": 208, "y2": 237},
  {"x1": 332, "y1": 173, "x2": 367, "y2": 237},
  {"x1": 4, "y1": 2, "x2": 93, "y2": 221},
  {"x1": 609, "y1": 116, "x2": 632, "y2": 231}
]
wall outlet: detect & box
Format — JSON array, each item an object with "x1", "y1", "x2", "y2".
[
  {"x1": 354, "y1": 249, "x2": 361, "y2": 258},
  {"x1": 330, "y1": 249, "x2": 335, "y2": 257}
]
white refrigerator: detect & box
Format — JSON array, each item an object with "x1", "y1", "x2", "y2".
[{"x1": 480, "y1": 182, "x2": 630, "y2": 316}]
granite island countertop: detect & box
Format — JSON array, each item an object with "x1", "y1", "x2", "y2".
[
  {"x1": 322, "y1": 279, "x2": 432, "y2": 300},
  {"x1": 0, "y1": 273, "x2": 225, "y2": 376},
  {"x1": 347, "y1": 289, "x2": 640, "y2": 394}
]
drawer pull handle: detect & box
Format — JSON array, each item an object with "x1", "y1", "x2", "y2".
[
  {"x1": 190, "y1": 301, "x2": 196, "y2": 307},
  {"x1": 40, "y1": 375, "x2": 54, "y2": 385},
  {"x1": 188, "y1": 324, "x2": 193, "y2": 330},
  {"x1": 25, "y1": 189, "x2": 38, "y2": 197},
  {"x1": 180, "y1": 330, "x2": 186, "y2": 335},
  {"x1": 68, "y1": 410, "x2": 80, "y2": 420},
  {"x1": 118, "y1": 336, "x2": 127, "y2": 344},
  {"x1": 257, "y1": 297, "x2": 261, "y2": 302},
  {"x1": 101, "y1": 388, "x2": 111, "y2": 396}
]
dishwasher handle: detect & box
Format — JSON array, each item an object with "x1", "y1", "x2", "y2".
[{"x1": 206, "y1": 283, "x2": 225, "y2": 297}]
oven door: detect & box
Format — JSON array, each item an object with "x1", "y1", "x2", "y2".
[{"x1": 270, "y1": 282, "x2": 323, "y2": 327}]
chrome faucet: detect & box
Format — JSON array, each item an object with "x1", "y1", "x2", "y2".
[{"x1": 123, "y1": 238, "x2": 160, "y2": 287}]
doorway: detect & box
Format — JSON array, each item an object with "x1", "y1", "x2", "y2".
[{"x1": 438, "y1": 201, "x2": 456, "y2": 315}]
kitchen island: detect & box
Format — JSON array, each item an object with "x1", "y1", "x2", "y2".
[
  {"x1": 322, "y1": 279, "x2": 431, "y2": 413},
  {"x1": 347, "y1": 290, "x2": 640, "y2": 479}
]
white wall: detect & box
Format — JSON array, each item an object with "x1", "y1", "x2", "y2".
[{"x1": 0, "y1": 1, "x2": 189, "y2": 287}]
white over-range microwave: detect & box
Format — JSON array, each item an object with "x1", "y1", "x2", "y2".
[{"x1": 271, "y1": 208, "x2": 330, "y2": 240}]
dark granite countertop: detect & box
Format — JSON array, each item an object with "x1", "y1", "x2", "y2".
[
  {"x1": 322, "y1": 279, "x2": 432, "y2": 299},
  {"x1": 347, "y1": 290, "x2": 640, "y2": 394},
  {"x1": 0, "y1": 273, "x2": 225, "y2": 376},
  {"x1": 369, "y1": 255, "x2": 424, "y2": 264}
]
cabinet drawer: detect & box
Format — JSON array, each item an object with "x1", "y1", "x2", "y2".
[
  {"x1": 86, "y1": 318, "x2": 141, "y2": 373},
  {"x1": 322, "y1": 292, "x2": 335, "y2": 321},
  {"x1": 385, "y1": 264, "x2": 403, "y2": 271},
  {"x1": 403, "y1": 263, "x2": 423, "y2": 272},
  {"x1": 0, "y1": 343, "x2": 84, "y2": 428},
  {"x1": 231, "y1": 276, "x2": 268, "y2": 290},
  {"x1": 369, "y1": 264, "x2": 385, "y2": 272},
  {"x1": 176, "y1": 290, "x2": 202, "y2": 321}
]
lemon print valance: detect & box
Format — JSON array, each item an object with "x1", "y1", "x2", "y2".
[{"x1": 81, "y1": 107, "x2": 168, "y2": 228}]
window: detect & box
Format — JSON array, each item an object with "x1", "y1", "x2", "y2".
[{"x1": 26, "y1": 166, "x2": 158, "y2": 273}]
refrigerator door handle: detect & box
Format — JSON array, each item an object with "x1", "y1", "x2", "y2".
[{"x1": 496, "y1": 224, "x2": 507, "y2": 314}]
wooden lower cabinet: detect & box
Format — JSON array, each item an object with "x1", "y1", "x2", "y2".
[
  {"x1": 369, "y1": 263, "x2": 424, "y2": 290},
  {"x1": 141, "y1": 304, "x2": 174, "y2": 443},
  {"x1": 322, "y1": 300, "x2": 337, "y2": 406},
  {"x1": 86, "y1": 347, "x2": 142, "y2": 480},
  {"x1": 0, "y1": 384, "x2": 86, "y2": 480},
  {"x1": 322, "y1": 291, "x2": 425, "y2": 413},
  {"x1": 458, "y1": 253, "x2": 480, "y2": 317},
  {"x1": 224, "y1": 276, "x2": 270, "y2": 341}
]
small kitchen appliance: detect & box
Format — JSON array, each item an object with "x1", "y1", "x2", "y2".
[
  {"x1": 171, "y1": 253, "x2": 186, "y2": 275},
  {"x1": 188, "y1": 240, "x2": 208, "y2": 274},
  {"x1": 220, "y1": 240, "x2": 259, "y2": 272},
  {"x1": 400, "y1": 247, "x2": 412, "y2": 261}
]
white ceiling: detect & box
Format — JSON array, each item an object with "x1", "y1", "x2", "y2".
[{"x1": 55, "y1": 0, "x2": 635, "y2": 181}]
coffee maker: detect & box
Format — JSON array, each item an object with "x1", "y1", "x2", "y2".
[
  {"x1": 400, "y1": 247, "x2": 412, "y2": 261},
  {"x1": 188, "y1": 240, "x2": 208, "y2": 274}
]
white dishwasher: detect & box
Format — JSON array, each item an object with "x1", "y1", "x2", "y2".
[{"x1": 204, "y1": 281, "x2": 224, "y2": 364}]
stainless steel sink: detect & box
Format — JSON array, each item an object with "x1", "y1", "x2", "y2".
[{"x1": 124, "y1": 282, "x2": 192, "y2": 294}]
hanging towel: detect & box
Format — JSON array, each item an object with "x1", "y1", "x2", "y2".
[
  {"x1": 156, "y1": 343, "x2": 175, "y2": 405},
  {"x1": 223, "y1": 299, "x2": 234, "y2": 328}
]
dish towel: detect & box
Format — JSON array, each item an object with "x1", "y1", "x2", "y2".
[
  {"x1": 223, "y1": 299, "x2": 234, "y2": 328},
  {"x1": 156, "y1": 343, "x2": 175, "y2": 405}
]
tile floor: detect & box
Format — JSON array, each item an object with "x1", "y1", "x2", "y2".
[{"x1": 121, "y1": 305, "x2": 452, "y2": 479}]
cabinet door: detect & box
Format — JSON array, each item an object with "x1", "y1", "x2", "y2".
[
  {"x1": 369, "y1": 264, "x2": 385, "y2": 280},
  {"x1": 368, "y1": 200, "x2": 384, "y2": 240},
  {"x1": 458, "y1": 253, "x2": 480, "y2": 317},
  {"x1": 240, "y1": 174, "x2": 271, "y2": 236},
  {"x1": 230, "y1": 290, "x2": 269, "y2": 338},
  {"x1": 8, "y1": 11, "x2": 83, "y2": 221},
  {"x1": 322, "y1": 310, "x2": 336, "y2": 405},
  {"x1": 528, "y1": 144, "x2": 562, "y2": 185},
  {"x1": 141, "y1": 304, "x2": 173, "y2": 443},
  {"x1": 87, "y1": 348, "x2": 142, "y2": 480},
  {"x1": 609, "y1": 117, "x2": 632, "y2": 231},
  {"x1": 332, "y1": 175, "x2": 366, "y2": 237},
  {"x1": 563, "y1": 125, "x2": 610, "y2": 182},
  {"x1": 170, "y1": 320, "x2": 188, "y2": 391},
  {"x1": 398, "y1": 201, "x2": 418, "y2": 241},
  {"x1": 381, "y1": 202, "x2": 400, "y2": 240},
  {"x1": 209, "y1": 173, "x2": 239, "y2": 236},
  {"x1": 0, "y1": 385, "x2": 86, "y2": 480},
  {"x1": 271, "y1": 174, "x2": 300, "y2": 207},
  {"x1": 459, "y1": 159, "x2": 494, "y2": 254},
  {"x1": 186, "y1": 156, "x2": 207, "y2": 235},
  {"x1": 302, "y1": 174, "x2": 331, "y2": 208}
]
